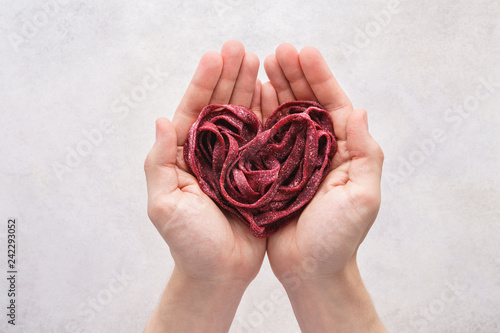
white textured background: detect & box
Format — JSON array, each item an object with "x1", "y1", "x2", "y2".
[{"x1": 1, "y1": 0, "x2": 499, "y2": 332}]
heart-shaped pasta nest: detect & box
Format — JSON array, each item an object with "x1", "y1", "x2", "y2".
[{"x1": 184, "y1": 101, "x2": 337, "y2": 237}]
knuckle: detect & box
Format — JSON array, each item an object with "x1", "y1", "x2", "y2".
[
  {"x1": 144, "y1": 153, "x2": 156, "y2": 172},
  {"x1": 146, "y1": 199, "x2": 162, "y2": 223},
  {"x1": 147, "y1": 196, "x2": 177, "y2": 223},
  {"x1": 350, "y1": 188, "x2": 381, "y2": 210},
  {"x1": 361, "y1": 191, "x2": 380, "y2": 208},
  {"x1": 373, "y1": 143, "x2": 385, "y2": 163}
]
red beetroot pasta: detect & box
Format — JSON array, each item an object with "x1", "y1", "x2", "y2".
[{"x1": 183, "y1": 101, "x2": 337, "y2": 238}]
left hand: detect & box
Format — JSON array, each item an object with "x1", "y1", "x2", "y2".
[
  {"x1": 261, "y1": 43, "x2": 386, "y2": 333},
  {"x1": 262, "y1": 43, "x2": 384, "y2": 284}
]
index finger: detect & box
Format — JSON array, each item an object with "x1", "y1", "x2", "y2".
[{"x1": 172, "y1": 51, "x2": 223, "y2": 146}]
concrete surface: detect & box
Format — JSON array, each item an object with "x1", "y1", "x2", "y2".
[{"x1": 1, "y1": 0, "x2": 499, "y2": 332}]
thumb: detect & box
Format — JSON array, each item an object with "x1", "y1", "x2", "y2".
[
  {"x1": 144, "y1": 117, "x2": 179, "y2": 199},
  {"x1": 346, "y1": 108, "x2": 384, "y2": 186}
]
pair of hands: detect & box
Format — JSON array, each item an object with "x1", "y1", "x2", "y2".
[{"x1": 144, "y1": 40, "x2": 385, "y2": 332}]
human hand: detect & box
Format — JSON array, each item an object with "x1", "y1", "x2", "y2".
[
  {"x1": 144, "y1": 40, "x2": 265, "y2": 332},
  {"x1": 263, "y1": 44, "x2": 386, "y2": 332}
]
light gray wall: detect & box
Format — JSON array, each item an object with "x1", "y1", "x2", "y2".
[{"x1": 1, "y1": 0, "x2": 499, "y2": 332}]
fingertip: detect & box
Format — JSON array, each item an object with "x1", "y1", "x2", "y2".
[
  {"x1": 200, "y1": 50, "x2": 223, "y2": 73},
  {"x1": 358, "y1": 108, "x2": 384, "y2": 164},
  {"x1": 146, "y1": 118, "x2": 174, "y2": 170},
  {"x1": 299, "y1": 45, "x2": 321, "y2": 59},
  {"x1": 254, "y1": 78, "x2": 262, "y2": 96},
  {"x1": 264, "y1": 54, "x2": 277, "y2": 71},
  {"x1": 347, "y1": 109, "x2": 383, "y2": 163},
  {"x1": 346, "y1": 109, "x2": 384, "y2": 186},
  {"x1": 354, "y1": 108, "x2": 369, "y2": 132},
  {"x1": 145, "y1": 118, "x2": 180, "y2": 197},
  {"x1": 155, "y1": 118, "x2": 159, "y2": 140},
  {"x1": 262, "y1": 81, "x2": 278, "y2": 103},
  {"x1": 244, "y1": 51, "x2": 260, "y2": 70},
  {"x1": 155, "y1": 117, "x2": 177, "y2": 145},
  {"x1": 299, "y1": 46, "x2": 327, "y2": 74},
  {"x1": 262, "y1": 81, "x2": 277, "y2": 94},
  {"x1": 155, "y1": 116, "x2": 169, "y2": 128},
  {"x1": 250, "y1": 79, "x2": 262, "y2": 113},
  {"x1": 347, "y1": 109, "x2": 369, "y2": 142},
  {"x1": 276, "y1": 43, "x2": 299, "y2": 68},
  {"x1": 221, "y1": 40, "x2": 245, "y2": 57},
  {"x1": 276, "y1": 43, "x2": 297, "y2": 57},
  {"x1": 261, "y1": 81, "x2": 279, "y2": 120}
]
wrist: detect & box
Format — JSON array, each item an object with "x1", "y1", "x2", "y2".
[
  {"x1": 282, "y1": 258, "x2": 386, "y2": 333},
  {"x1": 144, "y1": 267, "x2": 248, "y2": 333}
]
